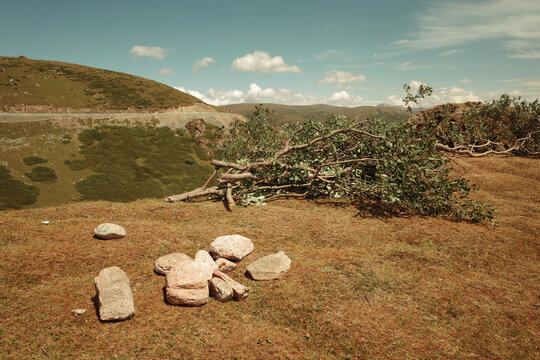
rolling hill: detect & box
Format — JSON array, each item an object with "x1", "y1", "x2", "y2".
[
  {"x1": 218, "y1": 103, "x2": 412, "y2": 124},
  {"x1": 0, "y1": 56, "x2": 203, "y2": 112}
]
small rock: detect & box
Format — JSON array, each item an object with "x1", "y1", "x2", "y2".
[
  {"x1": 209, "y1": 278, "x2": 234, "y2": 302},
  {"x1": 72, "y1": 308, "x2": 86, "y2": 315},
  {"x1": 154, "y1": 253, "x2": 193, "y2": 275},
  {"x1": 213, "y1": 270, "x2": 249, "y2": 300},
  {"x1": 194, "y1": 250, "x2": 218, "y2": 272},
  {"x1": 246, "y1": 251, "x2": 291, "y2": 281},
  {"x1": 93, "y1": 223, "x2": 126, "y2": 240},
  {"x1": 166, "y1": 287, "x2": 209, "y2": 306},
  {"x1": 210, "y1": 235, "x2": 254, "y2": 261},
  {"x1": 94, "y1": 266, "x2": 135, "y2": 321},
  {"x1": 215, "y1": 258, "x2": 236, "y2": 273}
]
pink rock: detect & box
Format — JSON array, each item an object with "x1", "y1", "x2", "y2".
[
  {"x1": 246, "y1": 251, "x2": 291, "y2": 280},
  {"x1": 166, "y1": 287, "x2": 208, "y2": 306},
  {"x1": 194, "y1": 250, "x2": 218, "y2": 272},
  {"x1": 213, "y1": 270, "x2": 249, "y2": 300},
  {"x1": 166, "y1": 261, "x2": 213, "y2": 290},
  {"x1": 154, "y1": 253, "x2": 193, "y2": 275},
  {"x1": 210, "y1": 235, "x2": 254, "y2": 261},
  {"x1": 215, "y1": 258, "x2": 236, "y2": 273}
]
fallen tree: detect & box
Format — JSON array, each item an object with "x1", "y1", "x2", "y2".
[{"x1": 166, "y1": 106, "x2": 496, "y2": 222}]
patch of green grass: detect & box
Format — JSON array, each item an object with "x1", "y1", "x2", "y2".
[
  {"x1": 0, "y1": 165, "x2": 40, "y2": 210},
  {"x1": 25, "y1": 166, "x2": 58, "y2": 183},
  {"x1": 22, "y1": 156, "x2": 48, "y2": 165},
  {"x1": 62, "y1": 134, "x2": 72, "y2": 144},
  {"x1": 73, "y1": 125, "x2": 213, "y2": 202}
]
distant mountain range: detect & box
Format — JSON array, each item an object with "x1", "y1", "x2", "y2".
[{"x1": 218, "y1": 103, "x2": 412, "y2": 124}]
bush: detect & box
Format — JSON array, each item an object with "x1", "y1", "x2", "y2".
[
  {"x1": 0, "y1": 165, "x2": 40, "y2": 209},
  {"x1": 22, "y1": 156, "x2": 48, "y2": 165},
  {"x1": 25, "y1": 166, "x2": 58, "y2": 183}
]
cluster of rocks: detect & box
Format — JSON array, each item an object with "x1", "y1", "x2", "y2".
[{"x1": 92, "y1": 224, "x2": 291, "y2": 321}]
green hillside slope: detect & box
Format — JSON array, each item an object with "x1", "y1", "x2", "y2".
[
  {"x1": 0, "y1": 56, "x2": 203, "y2": 112},
  {"x1": 219, "y1": 103, "x2": 412, "y2": 124}
]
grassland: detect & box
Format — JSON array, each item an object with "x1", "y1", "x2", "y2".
[
  {"x1": 219, "y1": 103, "x2": 412, "y2": 124},
  {"x1": 0, "y1": 156, "x2": 538, "y2": 359},
  {"x1": 0, "y1": 56, "x2": 203, "y2": 112}
]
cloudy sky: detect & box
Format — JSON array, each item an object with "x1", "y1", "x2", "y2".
[{"x1": 2, "y1": 0, "x2": 539, "y2": 107}]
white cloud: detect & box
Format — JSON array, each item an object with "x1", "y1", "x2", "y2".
[
  {"x1": 159, "y1": 68, "x2": 174, "y2": 75},
  {"x1": 498, "y1": 77, "x2": 540, "y2": 87},
  {"x1": 438, "y1": 49, "x2": 462, "y2": 57},
  {"x1": 386, "y1": 80, "x2": 482, "y2": 108},
  {"x1": 130, "y1": 45, "x2": 169, "y2": 59},
  {"x1": 392, "y1": 39, "x2": 410, "y2": 45},
  {"x1": 459, "y1": 78, "x2": 472, "y2": 84},
  {"x1": 193, "y1": 57, "x2": 216, "y2": 72},
  {"x1": 174, "y1": 83, "x2": 362, "y2": 107},
  {"x1": 317, "y1": 70, "x2": 366, "y2": 87},
  {"x1": 507, "y1": 49, "x2": 540, "y2": 59},
  {"x1": 231, "y1": 51, "x2": 302, "y2": 74},
  {"x1": 390, "y1": 0, "x2": 540, "y2": 58}
]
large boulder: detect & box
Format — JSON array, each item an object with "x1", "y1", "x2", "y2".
[
  {"x1": 210, "y1": 235, "x2": 254, "y2": 261},
  {"x1": 154, "y1": 253, "x2": 193, "y2": 275},
  {"x1": 94, "y1": 266, "x2": 135, "y2": 321},
  {"x1": 93, "y1": 223, "x2": 126, "y2": 240},
  {"x1": 209, "y1": 278, "x2": 234, "y2": 302},
  {"x1": 165, "y1": 261, "x2": 212, "y2": 306},
  {"x1": 246, "y1": 251, "x2": 291, "y2": 281}
]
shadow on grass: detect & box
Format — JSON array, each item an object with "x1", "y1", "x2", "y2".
[{"x1": 314, "y1": 198, "x2": 412, "y2": 219}]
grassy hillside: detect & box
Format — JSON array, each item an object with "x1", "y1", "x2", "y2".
[
  {"x1": 0, "y1": 157, "x2": 538, "y2": 359},
  {"x1": 0, "y1": 119, "x2": 215, "y2": 209},
  {"x1": 219, "y1": 103, "x2": 412, "y2": 124},
  {"x1": 0, "y1": 56, "x2": 203, "y2": 112}
]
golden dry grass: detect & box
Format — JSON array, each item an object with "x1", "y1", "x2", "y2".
[{"x1": 0, "y1": 157, "x2": 538, "y2": 359}]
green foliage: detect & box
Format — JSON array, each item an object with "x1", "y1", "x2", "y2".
[
  {"x1": 0, "y1": 165, "x2": 40, "y2": 210},
  {"x1": 73, "y1": 126, "x2": 212, "y2": 202},
  {"x1": 25, "y1": 166, "x2": 58, "y2": 183},
  {"x1": 62, "y1": 134, "x2": 72, "y2": 144},
  {"x1": 216, "y1": 108, "x2": 495, "y2": 222},
  {"x1": 403, "y1": 83, "x2": 433, "y2": 112},
  {"x1": 22, "y1": 156, "x2": 48, "y2": 165},
  {"x1": 416, "y1": 95, "x2": 540, "y2": 155}
]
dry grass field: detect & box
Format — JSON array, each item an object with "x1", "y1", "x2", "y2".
[{"x1": 0, "y1": 156, "x2": 538, "y2": 359}]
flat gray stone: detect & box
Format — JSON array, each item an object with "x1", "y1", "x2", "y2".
[
  {"x1": 94, "y1": 266, "x2": 135, "y2": 321},
  {"x1": 246, "y1": 251, "x2": 291, "y2": 281},
  {"x1": 209, "y1": 277, "x2": 234, "y2": 302},
  {"x1": 93, "y1": 223, "x2": 126, "y2": 240},
  {"x1": 154, "y1": 253, "x2": 193, "y2": 275}
]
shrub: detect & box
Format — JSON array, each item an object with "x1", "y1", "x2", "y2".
[
  {"x1": 22, "y1": 156, "x2": 48, "y2": 165},
  {"x1": 25, "y1": 166, "x2": 58, "y2": 183},
  {"x1": 0, "y1": 165, "x2": 40, "y2": 209}
]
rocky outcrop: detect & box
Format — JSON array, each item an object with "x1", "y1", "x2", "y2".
[
  {"x1": 94, "y1": 266, "x2": 135, "y2": 321},
  {"x1": 154, "y1": 253, "x2": 193, "y2": 275},
  {"x1": 210, "y1": 235, "x2": 254, "y2": 261},
  {"x1": 246, "y1": 251, "x2": 291, "y2": 280},
  {"x1": 93, "y1": 223, "x2": 126, "y2": 240}
]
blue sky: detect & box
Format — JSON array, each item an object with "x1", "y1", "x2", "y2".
[{"x1": 1, "y1": 0, "x2": 539, "y2": 107}]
